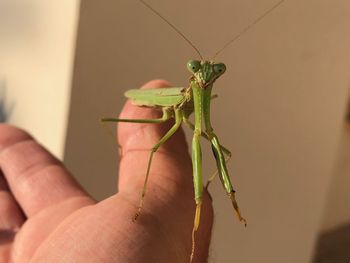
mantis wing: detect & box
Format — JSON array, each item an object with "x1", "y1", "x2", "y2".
[{"x1": 125, "y1": 87, "x2": 186, "y2": 107}]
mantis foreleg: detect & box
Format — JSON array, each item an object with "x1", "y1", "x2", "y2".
[
  {"x1": 183, "y1": 117, "x2": 232, "y2": 187},
  {"x1": 206, "y1": 147, "x2": 232, "y2": 189},
  {"x1": 209, "y1": 132, "x2": 247, "y2": 226},
  {"x1": 183, "y1": 118, "x2": 231, "y2": 155}
]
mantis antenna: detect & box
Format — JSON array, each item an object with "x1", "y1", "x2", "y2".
[
  {"x1": 139, "y1": 0, "x2": 204, "y2": 60},
  {"x1": 213, "y1": 0, "x2": 286, "y2": 59}
]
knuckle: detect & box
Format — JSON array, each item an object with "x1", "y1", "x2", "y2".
[{"x1": 0, "y1": 125, "x2": 33, "y2": 152}]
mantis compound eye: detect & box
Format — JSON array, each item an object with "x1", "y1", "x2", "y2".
[
  {"x1": 213, "y1": 63, "x2": 226, "y2": 75},
  {"x1": 187, "y1": 60, "x2": 201, "y2": 73}
]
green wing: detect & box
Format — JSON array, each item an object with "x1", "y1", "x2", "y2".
[{"x1": 125, "y1": 87, "x2": 186, "y2": 107}]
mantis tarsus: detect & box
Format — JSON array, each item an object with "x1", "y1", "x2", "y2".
[{"x1": 102, "y1": 0, "x2": 286, "y2": 261}]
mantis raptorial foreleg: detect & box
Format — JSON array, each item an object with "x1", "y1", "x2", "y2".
[
  {"x1": 101, "y1": 108, "x2": 184, "y2": 220},
  {"x1": 206, "y1": 147, "x2": 232, "y2": 188},
  {"x1": 183, "y1": 118, "x2": 231, "y2": 156},
  {"x1": 183, "y1": 117, "x2": 232, "y2": 187},
  {"x1": 209, "y1": 133, "x2": 247, "y2": 226}
]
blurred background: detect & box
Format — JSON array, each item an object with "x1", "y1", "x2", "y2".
[{"x1": 1, "y1": 0, "x2": 350, "y2": 262}]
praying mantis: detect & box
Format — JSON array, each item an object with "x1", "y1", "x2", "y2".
[{"x1": 101, "y1": 0, "x2": 286, "y2": 261}]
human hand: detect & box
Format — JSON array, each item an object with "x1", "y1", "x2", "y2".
[{"x1": 0, "y1": 80, "x2": 213, "y2": 263}]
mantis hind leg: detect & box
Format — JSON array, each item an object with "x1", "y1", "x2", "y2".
[{"x1": 209, "y1": 132, "x2": 247, "y2": 226}]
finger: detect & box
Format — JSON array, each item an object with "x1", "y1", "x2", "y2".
[
  {"x1": 0, "y1": 173, "x2": 25, "y2": 230},
  {"x1": 117, "y1": 79, "x2": 193, "y2": 197},
  {"x1": 0, "y1": 173, "x2": 23, "y2": 263},
  {"x1": 0, "y1": 124, "x2": 94, "y2": 217}
]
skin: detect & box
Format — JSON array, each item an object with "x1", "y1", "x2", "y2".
[{"x1": 0, "y1": 80, "x2": 213, "y2": 263}]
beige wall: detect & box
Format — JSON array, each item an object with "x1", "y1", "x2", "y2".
[{"x1": 0, "y1": 0, "x2": 80, "y2": 158}]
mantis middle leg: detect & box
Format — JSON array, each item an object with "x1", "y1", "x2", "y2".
[{"x1": 101, "y1": 108, "x2": 183, "y2": 220}]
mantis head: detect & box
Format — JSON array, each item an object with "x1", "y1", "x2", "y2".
[{"x1": 187, "y1": 60, "x2": 226, "y2": 88}]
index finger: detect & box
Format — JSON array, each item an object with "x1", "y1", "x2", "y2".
[{"x1": 0, "y1": 125, "x2": 94, "y2": 217}]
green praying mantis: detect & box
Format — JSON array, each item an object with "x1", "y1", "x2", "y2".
[{"x1": 101, "y1": 0, "x2": 286, "y2": 261}]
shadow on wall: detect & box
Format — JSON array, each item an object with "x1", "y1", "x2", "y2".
[
  {"x1": 313, "y1": 93, "x2": 350, "y2": 263},
  {"x1": 313, "y1": 223, "x2": 350, "y2": 263},
  {"x1": 346, "y1": 97, "x2": 350, "y2": 129}
]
